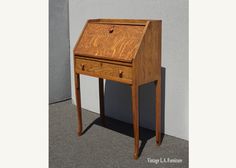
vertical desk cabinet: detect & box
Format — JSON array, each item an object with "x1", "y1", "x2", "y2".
[{"x1": 73, "y1": 19, "x2": 161, "y2": 159}]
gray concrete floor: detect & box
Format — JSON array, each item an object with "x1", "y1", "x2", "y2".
[{"x1": 49, "y1": 100, "x2": 188, "y2": 168}]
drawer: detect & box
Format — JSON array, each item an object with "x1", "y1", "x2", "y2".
[
  {"x1": 75, "y1": 58, "x2": 132, "y2": 84},
  {"x1": 74, "y1": 23, "x2": 145, "y2": 62}
]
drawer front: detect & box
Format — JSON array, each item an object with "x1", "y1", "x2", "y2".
[
  {"x1": 74, "y1": 23, "x2": 145, "y2": 62},
  {"x1": 75, "y1": 58, "x2": 132, "y2": 84}
]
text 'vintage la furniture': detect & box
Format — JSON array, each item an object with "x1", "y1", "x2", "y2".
[{"x1": 73, "y1": 19, "x2": 162, "y2": 159}]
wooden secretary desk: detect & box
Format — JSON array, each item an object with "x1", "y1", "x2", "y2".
[{"x1": 73, "y1": 19, "x2": 161, "y2": 159}]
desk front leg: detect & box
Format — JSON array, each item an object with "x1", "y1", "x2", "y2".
[
  {"x1": 131, "y1": 84, "x2": 139, "y2": 159},
  {"x1": 75, "y1": 73, "x2": 82, "y2": 136}
]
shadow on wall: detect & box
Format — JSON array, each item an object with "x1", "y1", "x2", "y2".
[
  {"x1": 104, "y1": 67, "x2": 166, "y2": 135},
  {"x1": 82, "y1": 67, "x2": 166, "y2": 157}
]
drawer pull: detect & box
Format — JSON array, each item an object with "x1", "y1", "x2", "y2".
[
  {"x1": 119, "y1": 70, "x2": 123, "y2": 78},
  {"x1": 109, "y1": 26, "x2": 114, "y2": 33},
  {"x1": 81, "y1": 64, "x2": 85, "y2": 71}
]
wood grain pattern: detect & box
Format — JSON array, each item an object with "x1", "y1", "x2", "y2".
[
  {"x1": 73, "y1": 19, "x2": 162, "y2": 160},
  {"x1": 73, "y1": 21, "x2": 89, "y2": 54},
  {"x1": 74, "y1": 23, "x2": 145, "y2": 62},
  {"x1": 76, "y1": 55, "x2": 132, "y2": 66},
  {"x1": 75, "y1": 58, "x2": 132, "y2": 84}
]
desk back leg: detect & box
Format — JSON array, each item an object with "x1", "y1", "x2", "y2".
[
  {"x1": 155, "y1": 79, "x2": 161, "y2": 145},
  {"x1": 99, "y1": 78, "x2": 105, "y2": 125}
]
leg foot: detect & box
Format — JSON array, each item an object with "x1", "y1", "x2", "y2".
[
  {"x1": 133, "y1": 152, "x2": 138, "y2": 160},
  {"x1": 77, "y1": 131, "x2": 82, "y2": 136}
]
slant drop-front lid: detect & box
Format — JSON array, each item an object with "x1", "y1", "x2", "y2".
[{"x1": 74, "y1": 23, "x2": 145, "y2": 62}]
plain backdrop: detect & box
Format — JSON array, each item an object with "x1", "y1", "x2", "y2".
[{"x1": 69, "y1": 0, "x2": 188, "y2": 140}]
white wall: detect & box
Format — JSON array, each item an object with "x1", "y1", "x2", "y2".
[{"x1": 69, "y1": 0, "x2": 188, "y2": 140}]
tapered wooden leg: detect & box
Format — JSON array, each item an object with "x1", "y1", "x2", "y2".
[
  {"x1": 155, "y1": 80, "x2": 161, "y2": 145},
  {"x1": 75, "y1": 73, "x2": 82, "y2": 136},
  {"x1": 99, "y1": 78, "x2": 105, "y2": 125},
  {"x1": 131, "y1": 84, "x2": 139, "y2": 159}
]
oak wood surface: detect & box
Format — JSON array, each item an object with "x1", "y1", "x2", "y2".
[
  {"x1": 133, "y1": 20, "x2": 162, "y2": 85},
  {"x1": 73, "y1": 19, "x2": 162, "y2": 160},
  {"x1": 76, "y1": 55, "x2": 132, "y2": 67},
  {"x1": 74, "y1": 23, "x2": 145, "y2": 62},
  {"x1": 75, "y1": 58, "x2": 132, "y2": 84}
]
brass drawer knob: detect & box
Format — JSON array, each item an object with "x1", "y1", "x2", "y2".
[
  {"x1": 81, "y1": 64, "x2": 85, "y2": 71},
  {"x1": 119, "y1": 70, "x2": 123, "y2": 78},
  {"x1": 109, "y1": 26, "x2": 114, "y2": 33}
]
